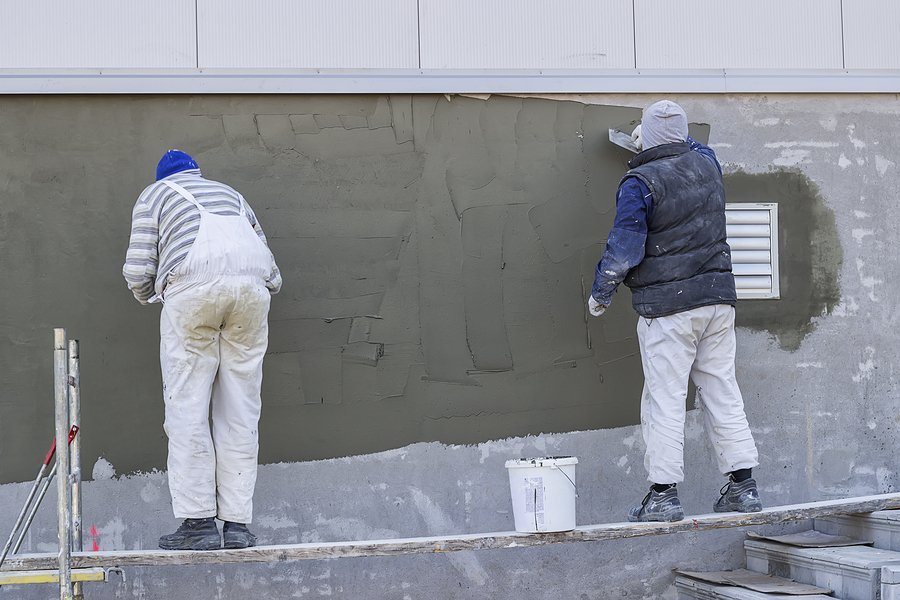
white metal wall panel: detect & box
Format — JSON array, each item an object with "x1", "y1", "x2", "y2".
[
  {"x1": 198, "y1": 0, "x2": 418, "y2": 69},
  {"x1": 843, "y1": 0, "x2": 900, "y2": 69},
  {"x1": 0, "y1": 1, "x2": 195, "y2": 69},
  {"x1": 419, "y1": 0, "x2": 634, "y2": 69},
  {"x1": 634, "y1": 0, "x2": 843, "y2": 70},
  {"x1": 726, "y1": 204, "x2": 780, "y2": 300}
]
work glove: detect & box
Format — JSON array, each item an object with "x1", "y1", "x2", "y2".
[
  {"x1": 588, "y1": 295, "x2": 607, "y2": 317},
  {"x1": 631, "y1": 124, "x2": 643, "y2": 152}
]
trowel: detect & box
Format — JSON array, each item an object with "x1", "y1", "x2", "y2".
[{"x1": 608, "y1": 122, "x2": 641, "y2": 154}]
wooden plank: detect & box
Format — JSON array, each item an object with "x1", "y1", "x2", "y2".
[{"x1": 3, "y1": 493, "x2": 900, "y2": 571}]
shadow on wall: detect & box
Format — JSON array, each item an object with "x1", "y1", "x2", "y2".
[{"x1": 0, "y1": 95, "x2": 840, "y2": 482}]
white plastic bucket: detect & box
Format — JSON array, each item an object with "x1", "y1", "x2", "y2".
[{"x1": 505, "y1": 456, "x2": 578, "y2": 533}]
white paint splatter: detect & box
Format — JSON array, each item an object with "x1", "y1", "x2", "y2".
[
  {"x1": 831, "y1": 296, "x2": 859, "y2": 317},
  {"x1": 92, "y1": 457, "x2": 116, "y2": 480},
  {"x1": 256, "y1": 514, "x2": 299, "y2": 530},
  {"x1": 410, "y1": 488, "x2": 488, "y2": 586},
  {"x1": 754, "y1": 117, "x2": 780, "y2": 127},
  {"x1": 795, "y1": 362, "x2": 823, "y2": 369},
  {"x1": 856, "y1": 258, "x2": 883, "y2": 302},
  {"x1": 616, "y1": 455, "x2": 628, "y2": 468},
  {"x1": 709, "y1": 143, "x2": 733, "y2": 148},
  {"x1": 764, "y1": 141, "x2": 838, "y2": 148},
  {"x1": 838, "y1": 154, "x2": 852, "y2": 169},
  {"x1": 848, "y1": 124, "x2": 866, "y2": 149},
  {"x1": 875, "y1": 154, "x2": 895, "y2": 177},
  {"x1": 139, "y1": 481, "x2": 161, "y2": 503},
  {"x1": 819, "y1": 116, "x2": 838, "y2": 132},
  {"x1": 852, "y1": 346, "x2": 876, "y2": 383},
  {"x1": 96, "y1": 516, "x2": 127, "y2": 550},
  {"x1": 867, "y1": 420, "x2": 877, "y2": 430},
  {"x1": 773, "y1": 149, "x2": 810, "y2": 167},
  {"x1": 854, "y1": 210, "x2": 871, "y2": 219},
  {"x1": 301, "y1": 515, "x2": 397, "y2": 544},
  {"x1": 852, "y1": 228, "x2": 874, "y2": 244}
]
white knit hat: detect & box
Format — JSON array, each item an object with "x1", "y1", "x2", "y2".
[{"x1": 640, "y1": 100, "x2": 688, "y2": 149}]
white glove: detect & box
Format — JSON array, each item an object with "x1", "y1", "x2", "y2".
[
  {"x1": 631, "y1": 124, "x2": 643, "y2": 152},
  {"x1": 588, "y1": 296, "x2": 607, "y2": 317}
]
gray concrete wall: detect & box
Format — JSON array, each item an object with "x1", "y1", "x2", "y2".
[{"x1": 1, "y1": 93, "x2": 898, "y2": 598}]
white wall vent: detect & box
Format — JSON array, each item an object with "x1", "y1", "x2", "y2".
[{"x1": 725, "y1": 203, "x2": 780, "y2": 300}]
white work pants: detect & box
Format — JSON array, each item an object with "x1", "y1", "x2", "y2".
[
  {"x1": 155, "y1": 179, "x2": 276, "y2": 524},
  {"x1": 637, "y1": 304, "x2": 759, "y2": 484},
  {"x1": 161, "y1": 278, "x2": 270, "y2": 522}
]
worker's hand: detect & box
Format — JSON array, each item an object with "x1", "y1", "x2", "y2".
[
  {"x1": 631, "y1": 124, "x2": 643, "y2": 152},
  {"x1": 588, "y1": 295, "x2": 607, "y2": 317}
]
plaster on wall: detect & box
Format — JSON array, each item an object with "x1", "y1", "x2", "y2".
[
  {"x1": 2, "y1": 92, "x2": 899, "y2": 600},
  {"x1": 0, "y1": 94, "x2": 853, "y2": 483}
]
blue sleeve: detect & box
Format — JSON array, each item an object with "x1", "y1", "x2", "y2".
[
  {"x1": 688, "y1": 136, "x2": 723, "y2": 175},
  {"x1": 590, "y1": 177, "x2": 652, "y2": 306}
]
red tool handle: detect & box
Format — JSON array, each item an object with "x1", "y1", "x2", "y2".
[{"x1": 42, "y1": 425, "x2": 80, "y2": 466}]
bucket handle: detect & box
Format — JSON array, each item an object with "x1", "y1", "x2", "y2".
[{"x1": 551, "y1": 464, "x2": 578, "y2": 498}]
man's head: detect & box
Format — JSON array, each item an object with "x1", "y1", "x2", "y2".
[
  {"x1": 640, "y1": 100, "x2": 688, "y2": 150},
  {"x1": 156, "y1": 149, "x2": 198, "y2": 181}
]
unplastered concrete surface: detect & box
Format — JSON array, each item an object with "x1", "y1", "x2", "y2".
[
  {"x1": 0, "y1": 93, "x2": 898, "y2": 598},
  {"x1": 0, "y1": 423, "x2": 809, "y2": 599}
]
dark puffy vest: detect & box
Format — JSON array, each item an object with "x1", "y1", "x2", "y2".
[{"x1": 623, "y1": 142, "x2": 737, "y2": 318}]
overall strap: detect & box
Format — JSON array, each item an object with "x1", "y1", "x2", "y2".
[{"x1": 160, "y1": 180, "x2": 205, "y2": 212}]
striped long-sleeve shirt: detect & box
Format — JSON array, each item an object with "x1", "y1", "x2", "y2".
[{"x1": 123, "y1": 169, "x2": 282, "y2": 304}]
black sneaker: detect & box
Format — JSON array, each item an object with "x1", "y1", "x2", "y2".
[
  {"x1": 714, "y1": 477, "x2": 763, "y2": 513},
  {"x1": 628, "y1": 487, "x2": 685, "y2": 522},
  {"x1": 223, "y1": 522, "x2": 257, "y2": 549},
  {"x1": 159, "y1": 518, "x2": 221, "y2": 551}
]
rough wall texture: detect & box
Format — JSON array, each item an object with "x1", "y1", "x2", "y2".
[
  {"x1": 1, "y1": 94, "x2": 653, "y2": 482},
  {"x1": 0, "y1": 93, "x2": 897, "y2": 599}
]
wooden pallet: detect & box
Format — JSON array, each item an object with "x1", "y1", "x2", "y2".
[{"x1": 3, "y1": 492, "x2": 899, "y2": 571}]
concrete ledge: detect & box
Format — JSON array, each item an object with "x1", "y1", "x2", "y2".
[
  {"x1": 816, "y1": 510, "x2": 900, "y2": 551},
  {"x1": 884, "y1": 565, "x2": 900, "y2": 600},
  {"x1": 1, "y1": 69, "x2": 900, "y2": 94}
]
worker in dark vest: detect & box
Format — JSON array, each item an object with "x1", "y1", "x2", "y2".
[{"x1": 588, "y1": 100, "x2": 762, "y2": 522}]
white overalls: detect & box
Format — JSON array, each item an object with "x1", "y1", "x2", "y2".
[
  {"x1": 638, "y1": 304, "x2": 759, "y2": 485},
  {"x1": 158, "y1": 180, "x2": 274, "y2": 523}
]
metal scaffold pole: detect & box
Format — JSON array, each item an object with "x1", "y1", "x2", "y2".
[
  {"x1": 54, "y1": 329, "x2": 73, "y2": 600},
  {"x1": 68, "y1": 339, "x2": 83, "y2": 600}
]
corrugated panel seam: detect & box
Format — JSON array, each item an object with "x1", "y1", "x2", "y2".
[{"x1": 1, "y1": 70, "x2": 899, "y2": 94}]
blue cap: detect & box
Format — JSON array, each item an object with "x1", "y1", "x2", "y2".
[{"x1": 156, "y1": 149, "x2": 198, "y2": 181}]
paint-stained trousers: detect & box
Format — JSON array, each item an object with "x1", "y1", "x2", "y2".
[
  {"x1": 637, "y1": 304, "x2": 759, "y2": 485},
  {"x1": 160, "y1": 277, "x2": 270, "y2": 523}
]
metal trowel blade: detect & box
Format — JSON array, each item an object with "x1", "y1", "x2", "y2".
[{"x1": 608, "y1": 128, "x2": 640, "y2": 154}]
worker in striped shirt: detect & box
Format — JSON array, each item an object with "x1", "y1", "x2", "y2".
[{"x1": 123, "y1": 150, "x2": 281, "y2": 551}]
